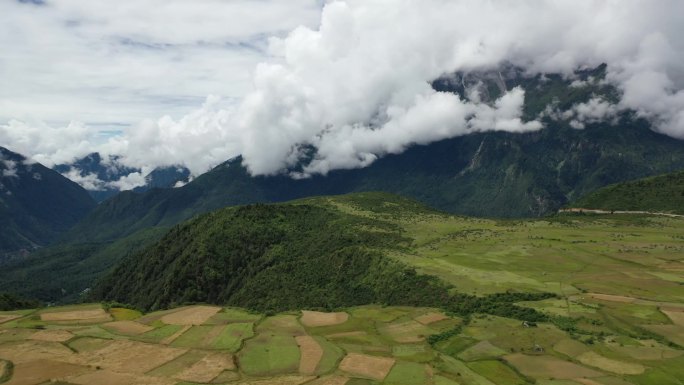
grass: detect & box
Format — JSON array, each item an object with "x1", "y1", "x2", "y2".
[
  {"x1": 205, "y1": 307, "x2": 261, "y2": 324},
  {"x1": 468, "y1": 360, "x2": 528, "y2": 385},
  {"x1": 212, "y1": 322, "x2": 254, "y2": 351},
  {"x1": 313, "y1": 336, "x2": 344, "y2": 374},
  {"x1": 238, "y1": 334, "x2": 301, "y2": 376},
  {"x1": 170, "y1": 325, "x2": 215, "y2": 348},
  {"x1": 137, "y1": 324, "x2": 183, "y2": 343},
  {"x1": 383, "y1": 361, "x2": 427, "y2": 385},
  {"x1": 147, "y1": 350, "x2": 206, "y2": 377}
]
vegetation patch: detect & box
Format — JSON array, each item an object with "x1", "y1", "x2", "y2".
[
  {"x1": 577, "y1": 351, "x2": 645, "y2": 375},
  {"x1": 206, "y1": 308, "x2": 261, "y2": 324},
  {"x1": 160, "y1": 305, "x2": 221, "y2": 326},
  {"x1": 383, "y1": 361, "x2": 428, "y2": 385},
  {"x1": 174, "y1": 352, "x2": 235, "y2": 383},
  {"x1": 239, "y1": 334, "x2": 301, "y2": 376},
  {"x1": 313, "y1": 336, "x2": 344, "y2": 374},
  {"x1": 504, "y1": 353, "x2": 603, "y2": 380},
  {"x1": 108, "y1": 307, "x2": 143, "y2": 321},
  {"x1": 136, "y1": 324, "x2": 184, "y2": 344},
  {"x1": 147, "y1": 349, "x2": 206, "y2": 377},
  {"x1": 468, "y1": 360, "x2": 528, "y2": 385},
  {"x1": 102, "y1": 320, "x2": 153, "y2": 335},
  {"x1": 457, "y1": 340, "x2": 507, "y2": 361},
  {"x1": 212, "y1": 322, "x2": 254, "y2": 351}
]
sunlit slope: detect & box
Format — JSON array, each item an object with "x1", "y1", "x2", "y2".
[{"x1": 570, "y1": 170, "x2": 684, "y2": 214}]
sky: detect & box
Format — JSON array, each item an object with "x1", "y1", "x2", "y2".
[{"x1": 1, "y1": 0, "x2": 684, "y2": 189}]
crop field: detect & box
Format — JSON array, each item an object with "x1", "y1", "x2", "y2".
[
  {"x1": 0, "y1": 299, "x2": 682, "y2": 385},
  {"x1": 1, "y1": 201, "x2": 684, "y2": 384}
]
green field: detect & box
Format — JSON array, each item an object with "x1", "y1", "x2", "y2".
[{"x1": 0, "y1": 194, "x2": 683, "y2": 384}]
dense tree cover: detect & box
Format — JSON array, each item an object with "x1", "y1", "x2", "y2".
[
  {"x1": 0, "y1": 292, "x2": 40, "y2": 311},
  {"x1": 0, "y1": 227, "x2": 167, "y2": 303},
  {"x1": 571, "y1": 170, "x2": 684, "y2": 214},
  {"x1": 92, "y1": 201, "x2": 552, "y2": 322}
]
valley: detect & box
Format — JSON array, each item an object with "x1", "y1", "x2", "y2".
[{"x1": 1, "y1": 193, "x2": 683, "y2": 385}]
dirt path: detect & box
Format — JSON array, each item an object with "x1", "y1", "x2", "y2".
[
  {"x1": 559, "y1": 208, "x2": 684, "y2": 218},
  {"x1": 295, "y1": 336, "x2": 323, "y2": 375}
]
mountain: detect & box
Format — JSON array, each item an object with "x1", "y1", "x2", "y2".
[
  {"x1": 0, "y1": 147, "x2": 97, "y2": 258},
  {"x1": 54, "y1": 153, "x2": 190, "y2": 202},
  {"x1": 570, "y1": 170, "x2": 684, "y2": 214},
  {"x1": 66, "y1": 116, "x2": 684, "y2": 245},
  {"x1": 59, "y1": 64, "x2": 684, "y2": 244}
]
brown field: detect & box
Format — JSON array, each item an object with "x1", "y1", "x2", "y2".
[
  {"x1": 160, "y1": 305, "x2": 221, "y2": 325},
  {"x1": 160, "y1": 325, "x2": 191, "y2": 345},
  {"x1": 174, "y1": 352, "x2": 235, "y2": 383},
  {"x1": 587, "y1": 293, "x2": 637, "y2": 303},
  {"x1": 504, "y1": 354, "x2": 603, "y2": 379},
  {"x1": 300, "y1": 311, "x2": 349, "y2": 327},
  {"x1": 415, "y1": 312, "x2": 449, "y2": 325},
  {"x1": 103, "y1": 320, "x2": 154, "y2": 335},
  {"x1": 380, "y1": 320, "x2": 431, "y2": 343},
  {"x1": 295, "y1": 335, "x2": 324, "y2": 375},
  {"x1": 574, "y1": 379, "x2": 605, "y2": 385},
  {"x1": 69, "y1": 369, "x2": 177, "y2": 385},
  {"x1": 339, "y1": 353, "x2": 395, "y2": 380},
  {"x1": 307, "y1": 375, "x2": 349, "y2": 385},
  {"x1": 86, "y1": 340, "x2": 187, "y2": 373},
  {"x1": 29, "y1": 329, "x2": 74, "y2": 342},
  {"x1": 5, "y1": 359, "x2": 90, "y2": 385},
  {"x1": 643, "y1": 324, "x2": 684, "y2": 346},
  {"x1": 577, "y1": 352, "x2": 645, "y2": 375},
  {"x1": 230, "y1": 375, "x2": 315, "y2": 385},
  {"x1": 0, "y1": 315, "x2": 20, "y2": 324},
  {"x1": 662, "y1": 309, "x2": 684, "y2": 326},
  {"x1": 0, "y1": 340, "x2": 78, "y2": 364},
  {"x1": 554, "y1": 339, "x2": 590, "y2": 358},
  {"x1": 40, "y1": 308, "x2": 111, "y2": 322}
]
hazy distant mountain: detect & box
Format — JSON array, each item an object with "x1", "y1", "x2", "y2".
[
  {"x1": 55, "y1": 153, "x2": 190, "y2": 202},
  {"x1": 0, "y1": 147, "x2": 96, "y2": 257}
]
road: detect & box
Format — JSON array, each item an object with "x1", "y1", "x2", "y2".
[{"x1": 559, "y1": 208, "x2": 684, "y2": 218}]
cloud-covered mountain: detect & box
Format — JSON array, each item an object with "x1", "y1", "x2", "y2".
[
  {"x1": 53, "y1": 153, "x2": 190, "y2": 202},
  {"x1": 0, "y1": 147, "x2": 96, "y2": 257},
  {"x1": 2, "y1": 0, "x2": 683, "y2": 185}
]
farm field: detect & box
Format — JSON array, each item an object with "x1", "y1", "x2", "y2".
[
  {"x1": 0, "y1": 299, "x2": 683, "y2": 385},
  {"x1": 1, "y1": 195, "x2": 683, "y2": 385}
]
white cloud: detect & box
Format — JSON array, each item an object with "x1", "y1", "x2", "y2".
[
  {"x1": 1, "y1": 160, "x2": 19, "y2": 178},
  {"x1": 0, "y1": 0, "x2": 321, "y2": 127},
  {"x1": 2, "y1": 0, "x2": 684, "y2": 183},
  {"x1": 60, "y1": 169, "x2": 107, "y2": 191},
  {"x1": 106, "y1": 171, "x2": 146, "y2": 191},
  {"x1": 562, "y1": 98, "x2": 621, "y2": 130}
]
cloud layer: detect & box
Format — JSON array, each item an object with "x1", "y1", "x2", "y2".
[{"x1": 2, "y1": 0, "x2": 684, "y2": 186}]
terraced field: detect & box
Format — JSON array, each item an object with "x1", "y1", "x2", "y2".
[
  {"x1": 0, "y1": 298, "x2": 682, "y2": 385},
  {"x1": 1, "y1": 195, "x2": 683, "y2": 385}
]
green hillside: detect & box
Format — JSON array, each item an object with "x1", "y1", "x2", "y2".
[
  {"x1": 571, "y1": 171, "x2": 684, "y2": 214},
  {"x1": 92, "y1": 193, "x2": 549, "y2": 322}
]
